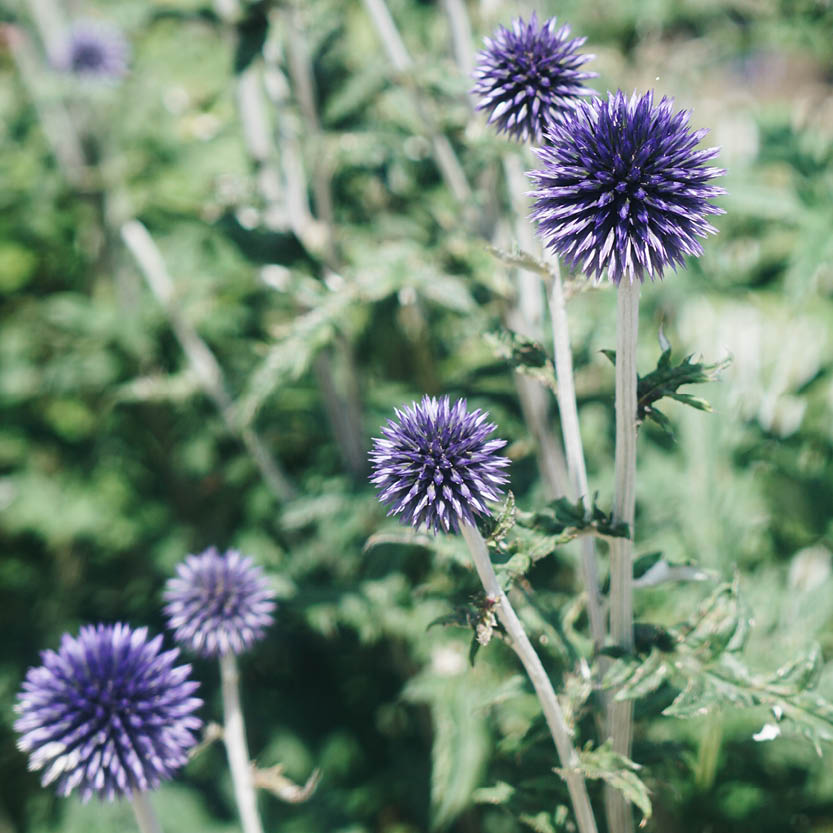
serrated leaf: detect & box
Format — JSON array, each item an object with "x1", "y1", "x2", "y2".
[
  {"x1": 486, "y1": 330, "x2": 558, "y2": 393},
  {"x1": 524, "y1": 495, "x2": 629, "y2": 543},
  {"x1": 605, "y1": 342, "x2": 729, "y2": 435},
  {"x1": 403, "y1": 675, "x2": 489, "y2": 829},
  {"x1": 519, "y1": 811, "x2": 558, "y2": 833},
  {"x1": 559, "y1": 662, "x2": 594, "y2": 729},
  {"x1": 602, "y1": 583, "x2": 833, "y2": 751},
  {"x1": 241, "y1": 287, "x2": 356, "y2": 423},
  {"x1": 472, "y1": 781, "x2": 515, "y2": 805},
  {"x1": 483, "y1": 492, "x2": 517, "y2": 545},
  {"x1": 559, "y1": 740, "x2": 652, "y2": 821},
  {"x1": 617, "y1": 650, "x2": 672, "y2": 701},
  {"x1": 772, "y1": 643, "x2": 822, "y2": 691},
  {"x1": 486, "y1": 244, "x2": 553, "y2": 279},
  {"x1": 637, "y1": 347, "x2": 729, "y2": 430},
  {"x1": 680, "y1": 582, "x2": 749, "y2": 659}
]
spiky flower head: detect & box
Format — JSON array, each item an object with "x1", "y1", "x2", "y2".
[
  {"x1": 529, "y1": 90, "x2": 726, "y2": 285},
  {"x1": 164, "y1": 548, "x2": 276, "y2": 658},
  {"x1": 14, "y1": 623, "x2": 202, "y2": 802},
  {"x1": 55, "y1": 21, "x2": 129, "y2": 79},
  {"x1": 370, "y1": 396, "x2": 510, "y2": 534},
  {"x1": 471, "y1": 13, "x2": 596, "y2": 143}
]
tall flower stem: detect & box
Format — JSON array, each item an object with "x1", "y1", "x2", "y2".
[
  {"x1": 546, "y1": 266, "x2": 605, "y2": 651},
  {"x1": 605, "y1": 280, "x2": 640, "y2": 833},
  {"x1": 460, "y1": 523, "x2": 599, "y2": 833},
  {"x1": 220, "y1": 652, "x2": 264, "y2": 833},
  {"x1": 501, "y1": 155, "x2": 570, "y2": 500},
  {"x1": 131, "y1": 792, "x2": 164, "y2": 833}
]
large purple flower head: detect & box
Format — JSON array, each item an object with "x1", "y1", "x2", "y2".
[
  {"x1": 14, "y1": 623, "x2": 202, "y2": 802},
  {"x1": 164, "y1": 548, "x2": 276, "y2": 658},
  {"x1": 529, "y1": 90, "x2": 726, "y2": 285},
  {"x1": 370, "y1": 396, "x2": 510, "y2": 534},
  {"x1": 55, "y1": 21, "x2": 129, "y2": 80},
  {"x1": 471, "y1": 13, "x2": 596, "y2": 143}
]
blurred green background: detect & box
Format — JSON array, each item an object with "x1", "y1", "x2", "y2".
[{"x1": 1, "y1": 0, "x2": 833, "y2": 831}]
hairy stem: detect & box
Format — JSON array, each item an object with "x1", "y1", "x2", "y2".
[
  {"x1": 547, "y1": 268, "x2": 605, "y2": 651},
  {"x1": 502, "y1": 154, "x2": 570, "y2": 500},
  {"x1": 605, "y1": 279, "x2": 640, "y2": 833},
  {"x1": 460, "y1": 523, "x2": 599, "y2": 833},
  {"x1": 131, "y1": 791, "x2": 164, "y2": 833},
  {"x1": 220, "y1": 652, "x2": 264, "y2": 833}
]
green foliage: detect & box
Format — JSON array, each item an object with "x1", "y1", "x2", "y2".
[
  {"x1": 604, "y1": 583, "x2": 833, "y2": 752},
  {"x1": 486, "y1": 330, "x2": 559, "y2": 395},
  {"x1": 2, "y1": 1, "x2": 833, "y2": 832},
  {"x1": 562, "y1": 741, "x2": 652, "y2": 822},
  {"x1": 603, "y1": 343, "x2": 730, "y2": 435}
]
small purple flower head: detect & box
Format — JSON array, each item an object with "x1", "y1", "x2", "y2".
[
  {"x1": 529, "y1": 90, "x2": 726, "y2": 285},
  {"x1": 164, "y1": 548, "x2": 276, "y2": 658},
  {"x1": 14, "y1": 623, "x2": 202, "y2": 802},
  {"x1": 55, "y1": 21, "x2": 129, "y2": 80},
  {"x1": 471, "y1": 13, "x2": 596, "y2": 143},
  {"x1": 370, "y1": 396, "x2": 510, "y2": 534}
]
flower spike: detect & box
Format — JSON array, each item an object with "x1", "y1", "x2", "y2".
[
  {"x1": 529, "y1": 90, "x2": 726, "y2": 284},
  {"x1": 14, "y1": 623, "x2": 202, "y2": 802},
  {"x1": 472, "y1": 13, "x2": 596, "y2": 143},
  {"x1": 370, "y1": 396, "x2": 510, "y2": 534}
]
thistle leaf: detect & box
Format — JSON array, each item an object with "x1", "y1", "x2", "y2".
[
  {"x1": 558, "y1": 740, "x2": 652, "y2": 821},
  {"x1": 603, "y1": 343, "x2": 729, "y2": 434},
  {"x1": 486, "y1": 330, "x2": 559, "y2": 394}
]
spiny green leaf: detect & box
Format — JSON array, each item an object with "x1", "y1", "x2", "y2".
[
  {"x1": 602, "y1": 582, "x2": 833, "y2": 751},
  {"x1": 559, "y1": 662, "x2": 594, "y2": 730},
  {"x1": 486, "y1": 245, "x2": 554, "y2": 279},
  {"x1": 485, "y1": 330, "x2": 558, "y2": 394},
  {"x1": 637, "y1": 347, "x2": 729, "y2": 431},
  {"x1": 519, "y1": 811, "x2": 558, "y2": 833},
  {"x1": 472, "y1": 781, "x2": 515, "y2": 805},
  {"x1": 559, "y1": 740, "x2": 652, "y2": 821},
  {"x1": 524, "y1": 495, "x2": 630, "y2": 542},
  {"x1": 604, "y1": 343, "x2": 729, "y2": 434},
  {"x1": 483, "y1": 491, "x2": 517, "y2": 546}
]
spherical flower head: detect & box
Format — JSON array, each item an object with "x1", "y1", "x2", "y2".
[
  {"x1": 14, "y1": 623, "x2": 202, "y2": 802},
  {"x1": 471, "y1": 13, "x2": 596, "y2": 143},
  {"x1": 370, "y1": 395, "x2": 510, "y2": 534},
  {"x1": 163, "y1": 548, "x2": 276, "y2": 658},
  {"x1": 529, "y1": 90, "x2": 727, "y2": 285},
  {"x1": 55, "y1": 21, "x2": 129, "y2": 80}
]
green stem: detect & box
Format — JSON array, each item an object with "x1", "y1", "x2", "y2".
[
  {"x1": 220, "y1": 652, "x2": 264, "y2": 833},
  {"x1": 547, "y1": 267, "x2": 605, "y2": 651},
  {"x1": 605, "y1": 280, "x2": 640, "y2": 833},
  {"x1": 460, "y1": 523, "x2": 599, "y2": 833},
  {"x1": 131, "y1": 791, "x2": 163, "y2": 833}
]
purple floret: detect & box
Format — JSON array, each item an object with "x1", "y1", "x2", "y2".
[
  {"x1": 56, "y1": 21, "x2": 129, "y2": 79},
  {"x1": 472, "y1": 13, "x2": 596, "y2": 143},
  {"x1": 14, "y1": 623, "x2": 202, "y2": 801},
  {"x1": 370, "y1": 396, "x2": 510, "y2": 534},
  {"x1": 529, "y1": 90, "x2": 727, "y2": 285},
  {"x1": 164, "y1": 548, "x2": 276, "y2": 658}
]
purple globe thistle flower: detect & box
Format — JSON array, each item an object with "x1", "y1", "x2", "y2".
[
  {"x1": 163, "y1": 548, "x2": 276, "y2": 658},
  {"x1": 14, "y1": 623, "x2": 202, "y2": 802},
  {"x1": 529, "y1": 90, "x2": 726, "y2": 285},
  {"x1": 471, "y1": 13, "x2": 596, "y2": 143},
  {"x1": 55, "y1": 21, "x2": 129, "y2": 80},
  {"x1": 370, "y1": 396, "x2": 510, "y2": 534}
]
